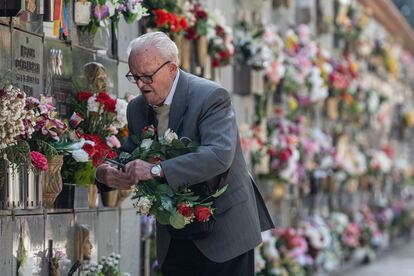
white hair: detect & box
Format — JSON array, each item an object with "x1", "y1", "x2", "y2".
[{"x1": 127, "y1": 32, "x2": 179, "y2": 64}]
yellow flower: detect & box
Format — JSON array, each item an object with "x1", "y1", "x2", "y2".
[{"x1": 288, "y1": 97, "x2": 298, "y2": 111}]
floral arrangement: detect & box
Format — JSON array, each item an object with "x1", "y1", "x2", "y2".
[
  {"x1": 234, "y1": 20, "x2": 265, "y2": 70},
  {"x1": 207, "y1": 11, "x2": 234, "y2": 68},
  {"x1": 281, "y1": 25, "x2": 330, "y2": 107},
  {"x1": 262, "y1": 24, "x2": 285, "y2": 86},
  {"x1": 334, "y1": 0, "x2": 368, "y2": 51},
  {"x1": 61, "y1": 90, "x2": 127, "y2": 186},
  {"x1": 108, "y1": 126, "x2": 227, "y2": 229},
  {"x1": 266, "y1": 114, "x2": 302, "y2": 184},
  {"x1": 0, "y1": 84, "x2": 26, "y2": 149},
  {"x1": 152, "y1": 9, "x2": 188, "y2": 34},
  {"x1": 83, "y1": 253, "x2": 130, "y2": 276},
  {"x1": 78, "y1": 0, "x2": 148, "y2": 34},
  {"x1": 0, "y1": 83, "x2": 69, "y2": 173},
  {"x1": 141, "y1": 0, "x2": 188, "y2": 35},
  {"x1": 183, "y1": 1, "x2": 208, "y2": 41}
]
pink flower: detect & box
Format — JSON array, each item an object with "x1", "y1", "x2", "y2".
[
  {"x1": 31, "y1": 151, "x2": 48, "y2": 171},
  {"x1": 69, "y1": 112, "x2": 84, "y2": 128},
  {"x1": 106, "y1": 135, "x2": 121, "y2": 148}
]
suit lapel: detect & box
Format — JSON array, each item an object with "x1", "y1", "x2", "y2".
[{"x1": 168, "y1": 70, "x2": 189, "y2": 133}]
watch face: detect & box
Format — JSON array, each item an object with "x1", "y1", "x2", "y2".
[{"x1": 151, "y1": 165, "x2": 161, "y2": 176}]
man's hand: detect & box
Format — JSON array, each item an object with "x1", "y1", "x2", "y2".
[
  {"x1": 96, "y1": 163, "x2": 136, "y2": 189},
  {"x1": 125, "y1": 159, "x2": 153, "y2": 183}
]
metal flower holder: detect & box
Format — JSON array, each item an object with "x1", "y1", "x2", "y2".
[{"x1": 0, "y1": 160, "x2": 42, "y2": 209}]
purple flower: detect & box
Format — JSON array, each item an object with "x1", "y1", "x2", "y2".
[
  {"x1": 116, "y1": 3, "x2": 126, "y2": 12},
  {"x1": 0, "y1": 89, "x2": 5, "y2": 97},
  {"x1": 94, "y1": 4, "x2": 109, "y2": 20}
]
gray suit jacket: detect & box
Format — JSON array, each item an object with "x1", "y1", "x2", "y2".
[{"x1": 121, "y1": 70, "x2": 274, "y2": 264}]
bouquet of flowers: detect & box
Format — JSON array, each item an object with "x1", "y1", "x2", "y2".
[
  {"x1": 1, "y1": 84, "x2": 68, "y2": 173},
  {"x1": 207, "y1": 11, "x2": 234, "y2": 68},
  {"x1": 142, "y1": 0, "x2": 188, "y2": 35},
  {"x1": 183, "y1": 1, "x2": 208, "y2": 41},
  {"x1": 234, "y1": 20, "x2": 265, "y2": 69},
  {"x1": 108, "y1": 125, "x2": 227, "y2": 229},
  {"x1": 62, "y1": 90, "x2": 127, "y2": 186},
  {"x1": 78, "y1": 0, "x2": 148, "y2": 34}
]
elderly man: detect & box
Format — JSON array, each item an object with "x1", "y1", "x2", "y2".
[{"x1": 96, "y1": 31, "x2": 273, "y2": 275}]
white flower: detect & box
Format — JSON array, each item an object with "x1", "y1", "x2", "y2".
[
  {"x1": 140, "y1": 138, "x2": 153, "y2": 150},
  {"x1": 134, "y1": 197, "x2": 152, "y2": 215},
  {"x1": 123, "y1": 273, "x2": 131, "y2": 276},
  {"x1": 106, "y1": 1, "x2": 115, "y2": 16},
  {"x1": 71, "y1": 149, "x2": 90, "y2": 162},
  {"x1": 114, "y1": 99, "x2": 128, "y2": 128},
  {"x1": 87, "y1": 96, "x2": 100, "y2": 113},
  {"x1": 163, "y1": 128, "x2": 178, "y2": 145}
]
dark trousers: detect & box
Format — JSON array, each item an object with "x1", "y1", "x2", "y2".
[{"x1": 161, "y1": 239, "x2": 254, "y2": 276}]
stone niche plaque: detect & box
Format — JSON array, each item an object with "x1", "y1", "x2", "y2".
[
  {"x1": 12, "y1": 29, "x2": 44, "y2": 97},
  {"x1": 0, "y1": 24, "x2": 12, "y2": 74},
  {"x1": 44, "y1": 38, "x2": 73, "y2": 117}
]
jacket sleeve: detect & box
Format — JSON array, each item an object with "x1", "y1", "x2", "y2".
[{"x1": 161, "y1": 87, "x2": 237, "y2": 191}]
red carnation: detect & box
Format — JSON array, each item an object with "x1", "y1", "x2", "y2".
[
  {"x1": 194, "y1": 206, "x2": 212, "y2": 222},
  {"x1": 76, "y1": 91, "x2": 93, "y2": 102},
  {"x1": 268, "y1": 148, "x2": 277, "y2": 158},
  {"x1": 31, "y1": 151, "x2": 48, "y2": 171},
  {"x1": 215, "y1": 25, "x2": 225, "y2": 37},
  {"x1": 82, "y1": 142, "x2": 96, "y2": 157},
  {"x1": 155, "y1": 9, "x2": 170, "y2": 27},
  {"x1": 179, "y1": 16, "x2": 188, "y2": 31},
  {"x1": 177, "y1": 203, "x2": 193, "y2": 217},
  {"x1": 185, "y1": 26, "x2": 197, "y2": 40},
  {"x1": 212, "y1": 59, "x2": 220, "y2": 68},
  {"x1": 279, "y1": 149, "x2": 292, "y2": 163},
  {"x1": 96, "y1": 92, "x2": 116, "y2": 112}
]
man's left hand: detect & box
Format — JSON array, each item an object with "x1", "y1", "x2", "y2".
[{"x1": 125, "y1": 159, "x2": 153, "y2": 183}]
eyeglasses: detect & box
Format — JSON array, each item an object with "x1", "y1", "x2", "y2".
[{"x1": 126, "y1": 61, "x2": 171, "y2": 84}]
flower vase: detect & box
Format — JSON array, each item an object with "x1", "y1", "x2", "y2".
[
  {"x1": 325, "y1": 97, "x2": 339, "y2": 120},
  {"x1": 196, "y1": 35, "x2": 208, "y2": 67},
  {"x1": 42, "y1": 155, "x2": 64, "y2": 208},
  {"x1": 173, "y1": 33, "x2": 190, "y2": 71},
  {"x1": 101, "y1": 190, "x2": 118, "y2": 207},
  {"x1": 345, "y1": 179, "x2": 359, "y2": 194},
  {"x1": 25, "y1": 165, "x2": 42, "y2": 209},
  {"x1": 359, "y1": 175, "x2": 371, "y2": 191},
  {"x1": 272, "y1": 181, "x2": 285, "y2": 200},
  {"x1": 88, "y1": 184, "x2": 98, "y2": 208},
  {"x1": 116, "y1": 188, "x2": 133, "y2": 207},
  {"x1": 0, "y1": 160, "x2": 25, "y2": 209},
  {"x1": 326, "y1": 174, "x2": 338, "y2": 194},
  {"x1": 77, "y1": 29, "x2": 95, "y2": 48},
  {"x1": 233, "y1": 63, "x2": 251, "y2": 95}
]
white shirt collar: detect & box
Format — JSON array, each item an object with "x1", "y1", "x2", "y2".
[{"x1": 163, "y1": 69, "x2": 180, "y2": 106}]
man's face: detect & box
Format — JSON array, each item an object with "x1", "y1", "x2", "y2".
[{"x1": 128, "y1": 49, "x2": 177, "y2": 106}]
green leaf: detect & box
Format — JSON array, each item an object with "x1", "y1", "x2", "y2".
[
  {"x1": 169, "y1": 212, "x2": 186, "y2": 229},
  {"x1": 160, "y1": 196, "x2": 173, "y2": 211},
  {"x1": 156, "y1": 209, "x2": 170, "y2": 225},
  {"x1": 156, "y1": 184, "x2": 172, "y2": 194},
  {"x1": 212, "y1": 184, "x2": 228, "y2": 198},
  {"x1": 131, "y1": 135, "x2": 140, "y2": 146},
  {"x1": 172, "y1": 139, "x2": 185, "y2": 148},
  {"x1": 181, "y1": 195, "x2": 200, "y2": 202}
]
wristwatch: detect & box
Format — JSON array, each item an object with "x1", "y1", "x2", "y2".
[{"x1": 150, "y1": 164, "x2": 164, "y2": 181}]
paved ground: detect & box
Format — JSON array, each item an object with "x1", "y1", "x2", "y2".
[{"x1": 341, "y1": 240, "x2": 414, "y2": 276}]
